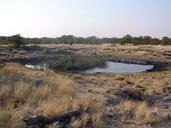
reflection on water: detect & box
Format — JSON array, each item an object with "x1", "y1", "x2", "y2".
[
  {"x1": 85, "y1": 61, "x2": 154, "y2": 73},
  {"x1": 25, "y1": 64, "x2": 50, "y2": 71},
  {"x1": 25, "y1": 61, "x2": 154, "y2": 73}
]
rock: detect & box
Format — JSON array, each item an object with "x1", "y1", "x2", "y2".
[
  {"x1": 106, "y1": 88, "x2": 116, "y2": 94},
  {"x1": 125, "y1": 80, "x2": 134, "y2": 85},
  {"x1": 163, "y1": 85, "x2": 171, "y2": 94},
  {"x1": 112, "y1": 88, "x2": 154, "y2": 104},
  {"x1": 31, "y1": 79, "x2": 44, "y2": 87},
  {"x1": 120, "y1": 110, "x2": 134, "y2": 121},
  {"x1": 23, "y1": 110, "x2": 81, "y2": 128},
  {"x1": 105, "y1": 111, "x2": 118, "y2": 119},
  {"x1": 106, "y1": 97, "x2": 121, "y2": 105},
  {"x1": 114, "y1": 88, "x2": 144, "y2": 100},
  {"x1": 163, "y1": 94, "x2": 171, "y2": 102}
]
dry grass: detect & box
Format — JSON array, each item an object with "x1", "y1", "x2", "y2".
[
  {"x1": 134, "y1": 102, "x2": 160, "y2": 124},
  {"x1": 0, "y1": 63, "x2": 105, "y2": 128},
  {"x1": 57, "y1": 79, "x2": 76, "y2": 96},
  {"x1": 116, "y1": 100, "x2": 162, "y2": 124},
  {"x1": 14, "y1": 82, "x2": 32, "y2": 102}
]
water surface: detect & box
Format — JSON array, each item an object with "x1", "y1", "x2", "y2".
[
  {"x1": 85, "y1": 61, "x2": 154, "y2": 73},
  {"x1": 25, "y1": 61, "x2": 154, "y2": 73}
]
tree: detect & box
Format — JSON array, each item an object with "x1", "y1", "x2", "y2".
[
  {"x1": 120, "y1": 35, "x2": 133, "y2": 44},
  {"x1": 59, "y1": 35, "x2": 75, "y2": 45},
  {"x1": 151, "y1": 38, "x2": 160, "y2": 45},
  {"x1": 143, "y1": 36, "x2": 152, "y2": 44},
  {"x1": 161, "y1": 37, "x2": 171, "y2": 45},
  {"x1": 9, "y1": 34, "x2": 25, "y2": 48},
  {"x1": 85, "y1": 36, "x2": 98, "y2": 44},
  {"x1": 132, "y1": 36, "x2": 144, "y2": 45},
  {"x1": 110, "y1": 37, "x2": 120, "y2": 44},
  {"x1": 0, "y1": 36, "x2": 8, "y2": 45}
]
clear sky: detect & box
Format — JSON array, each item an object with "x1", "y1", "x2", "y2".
[{"x1": 0, "y1": 0, "x2": 170, "y2": 38}]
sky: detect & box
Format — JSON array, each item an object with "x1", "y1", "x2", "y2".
[{"x1": 0, "y1": 0, "x2": 170, "y2": 38}]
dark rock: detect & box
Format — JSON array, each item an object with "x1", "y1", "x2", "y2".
[
  {"x1": 106, "y1": 97, "x2": 121, "y2": 105},
  {"x1": 106, "y1": 88, "x2": 116, "y2": 94},
  {"x1": 119, "y1": 89, "x2": 144, "y2": 101},
  {"x1": 23, "y1": 110, "x2": 81, "y2": 128},
  {"x1": 163, "y1": 86, "x2": 171, "y2": 94},
  {"x1": 105, "y1": 111, "x2": 119, "y2": 119},
  {"x1": 88, "y1": 89, "x2": 92, "y2": 93},
  {"x1": 125, "y1": 80, "x2": 133, "y2": 85},
  {"x1": 112, "y1": 88, "x2": 154, "y2": 104},
  {"x1": 163, "y1": 94, "x2": 171, "y2": 102},
  {"x1": 120, "y1": 110, "x2": 134, "y2": 121},
  {"x1": 31, "y1": 79, "x2": 44, "y2": 87}
]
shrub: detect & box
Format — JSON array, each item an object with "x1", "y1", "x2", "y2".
[
  {"x1": 46, "y1": 55, "x2": 106, "y2": 71},
  {"x1": 9, "y1": 34, "x2": 25, "y2": 49}
]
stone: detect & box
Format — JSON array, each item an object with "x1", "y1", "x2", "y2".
[
  {"x1": 106, "y1": 97, "x2": 121, "y2": 105},
  {"x1": 120, "y1": 110, "x2": 134, "y2": 121},
  {"x1": 113, "y1": 88, "x2": 154, "y2": 104},
  {"x1": 31, "y1": 79, "x2": 44, "y2": 87},
  {"x1": 163, "y1": 85, "x2": 171, "y2": 94},
  {"x1": 105, "y1": 111, "x2": 119, "y2": 119},
  {"x1": 163, "y1": 94, "x2": 171, "y2": 102}
]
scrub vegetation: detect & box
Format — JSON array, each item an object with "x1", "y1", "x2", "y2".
[
  {"x1": 0, "y1": 43, "x2": 171, "y2": 128},
  {"x1": 46, "y1": 55, "x2": 106, "y2": 71},
  {"x1": 0, "y1": 34, "x2": 171, "y2": 47}
]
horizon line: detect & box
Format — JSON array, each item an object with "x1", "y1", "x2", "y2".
[{"x1": 0, "y1": 34, "x2": 170, "y2": 39}]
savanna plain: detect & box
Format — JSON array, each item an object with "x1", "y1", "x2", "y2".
[{"x1": 0, "y1": 43, "x2": 171, "y2": 128}]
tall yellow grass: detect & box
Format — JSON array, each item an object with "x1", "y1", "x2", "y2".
[
  {"x1": 116, "y1": 100, "x2": 161, "y2": 124},
  {"x1": 0, "y1": 63, "x2": 105, "y2": 128}
]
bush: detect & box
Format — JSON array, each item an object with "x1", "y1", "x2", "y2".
[
  {"x1": 9, "y1": 34, "x2": 25, "y2": 49},
  {"x1": 46, "y1": 56, "x2": 106, "y2": 71}
]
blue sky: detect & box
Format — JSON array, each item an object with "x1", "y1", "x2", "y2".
[{"x1": 0, "y1": 0, "x2": 170, "y2": 38}]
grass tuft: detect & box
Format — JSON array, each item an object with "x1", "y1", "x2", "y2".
[
  {"x1": 0, "y1": 63, "x2": 105, "y2": 127},
  {"x1": 116, "y1": 100, "x2": 162, "y2": 124}
]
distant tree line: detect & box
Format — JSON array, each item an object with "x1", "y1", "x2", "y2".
[
  {"x1": 0, "y1": 34, "x2": 25, "y2": 48},
  {"x1": 0, "y1": 34, "x2": 171, "y2": 47}
]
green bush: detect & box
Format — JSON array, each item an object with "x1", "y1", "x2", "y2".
[
  {"x1": 46, "y1": 56, "x2": 106, "y2": 71},
  {"x1": 9, "y1": 34, "x2": 25, "y2": 49}
]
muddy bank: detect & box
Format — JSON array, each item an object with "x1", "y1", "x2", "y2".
[{"x1": 0, "y1": 54, "x2": 55, "y2": 63}]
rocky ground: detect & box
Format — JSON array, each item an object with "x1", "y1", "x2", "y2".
[
  {"x1": 1, "y1": 44, "x2": 171, "y2": 64},
  {"x1": 0, "y1": 44, "x2": 171, "y2": 128},
  {"x1": 70, "y1": 71, "x2": 171, "y2": 128}
]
